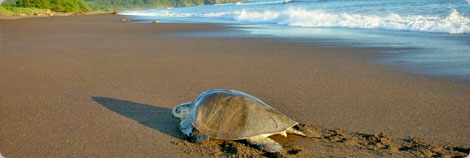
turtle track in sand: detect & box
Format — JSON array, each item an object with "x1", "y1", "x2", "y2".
[{"x1": 173, "y1": 124, "x2": 469, "y2": 158}]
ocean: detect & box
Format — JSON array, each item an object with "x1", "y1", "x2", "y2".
[{"x1": 121, "y1": 0, "x2": 470, "y2": 80}]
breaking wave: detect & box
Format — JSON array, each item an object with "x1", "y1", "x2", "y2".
[
  {"x1": 122, "y1": 8, "x2": 470, "y2": 34},
  {"x1": 234, "y1": 8, "x2": 470, "y2": 34}
]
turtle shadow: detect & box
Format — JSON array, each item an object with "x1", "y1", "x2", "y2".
[{"x1": 92, "y1": 97, "x2": 181, "y2": 139}]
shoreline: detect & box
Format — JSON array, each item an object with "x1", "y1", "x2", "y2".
[
  {"x1": 1, "y1": 14, "x2": 469, "y2": 157},
  {"x1": 157, "y1": 22, "x2": 470, "y2": 83}
]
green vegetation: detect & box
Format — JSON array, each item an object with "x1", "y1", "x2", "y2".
[
  {"x1": 1, "y1": 0, "x2": 90, "y2": 13},
  {"x1": 0, "y1": 0, "x2": 90, "y2": 15},
  {"x1": 84, "y1": 0, "x2": 243, "y2": 12},
  {"x1": 0, "y1": 5, "x2": 47, "y2": 16},
  {"x1": 0, "y1": 0, "x2": 243, "y2": 15}
]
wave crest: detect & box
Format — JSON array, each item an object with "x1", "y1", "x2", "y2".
[
  {"x1": 234, "y1": 8, "x2": 470, "y2": 34},
  {"x1": 122, "y1": 7, "x2": 470, "y2": 34}
]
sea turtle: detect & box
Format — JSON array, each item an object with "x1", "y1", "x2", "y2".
[{"x1": 171, "y1": 89, "x2": 306, "y2": 153}]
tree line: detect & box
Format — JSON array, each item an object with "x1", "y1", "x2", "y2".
[{"x1": 1, "y1": 0, "x2": 243, "y2": 13}]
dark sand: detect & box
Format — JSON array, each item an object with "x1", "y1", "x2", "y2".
[{"x1": 0, "y1": 14, "x2": 469, "y2": 157}]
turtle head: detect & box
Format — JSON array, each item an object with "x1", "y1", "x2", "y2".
[{"x1": 172, "y1": 102, "x2": 193, "y2": 121}]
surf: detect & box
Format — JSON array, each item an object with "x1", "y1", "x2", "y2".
[{"x1": 233, "y1": 8, "x2": 470, "y2": 34}]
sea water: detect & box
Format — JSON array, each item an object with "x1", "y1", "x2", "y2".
[{"x1": 122, "y1": 0, "x2": 470, "y2": 80}]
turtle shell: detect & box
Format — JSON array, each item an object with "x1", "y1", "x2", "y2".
[{"x1": 191, "y1": 89, "x2": 297, "y2": 140}]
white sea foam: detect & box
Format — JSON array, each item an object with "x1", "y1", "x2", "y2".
[
  {"x1": 234, "y1": 8, "x2": 470, "y2": 34},
  {"x1": 121, "y1": 10, "x2": 191, "y2": 17},
  {"x1": 122, "y1": 7, "x2": 470, "y2": 34},
  {"x1": 121, "y1": 10, "x2": 232, "y2": 18},
  {"x1": 214, "y1": 2, "x2": 233, "y2": 6},
  {"x1": 235, "y1": 0, "x2": 290, "y2": 6}
]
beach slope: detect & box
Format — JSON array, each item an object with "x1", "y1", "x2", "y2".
[{"x1": 0, "y1": 14, "x2": 469, "y2": 157}]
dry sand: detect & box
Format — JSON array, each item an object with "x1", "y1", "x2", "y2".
[{"x1": 0, "y1": 14, "x2": 469, "y2": 157}]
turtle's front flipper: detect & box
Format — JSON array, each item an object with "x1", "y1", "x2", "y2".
[
  {"x1": 287, "y1": 127, "x2": 306, "y2": 136},
  {"x1": 180, "y1": 118, "x2": 194, "y2": 136},
  {"x1": 189, "y1": 129, "x2": 210, "y2": 143},
  {"x1": 247, "y1": 136, "x2": 283, "y2": 153}
]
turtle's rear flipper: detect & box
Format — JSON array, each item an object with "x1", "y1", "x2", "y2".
[
  {"x1": 247, "y1": 136, "x2": 283, "y2": 153},
  {"x1": 287, "y1": 127, "x2": 306, "y2": 136},
  {"x1": 189, "y1": 130, "x2": 210, "y2": 143}
]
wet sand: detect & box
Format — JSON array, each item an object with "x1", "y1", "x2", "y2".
[{"x1": 0, "y1": 14, "x2": 469, "y2": 157}]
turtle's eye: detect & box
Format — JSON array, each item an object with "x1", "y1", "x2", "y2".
[{"x1": 175, "y1": 108, "x2": 180, "y2": 113}]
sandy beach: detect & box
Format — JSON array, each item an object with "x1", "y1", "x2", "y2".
[{"x1": 0, "y1": 14, "x2": 469, "y2": 157}]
